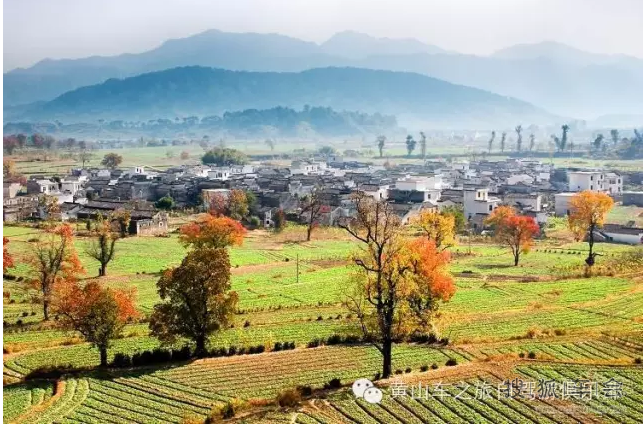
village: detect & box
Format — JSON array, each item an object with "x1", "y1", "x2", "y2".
[{"x1": 4, "y1": 153, "x2": 643, "y2": 244}]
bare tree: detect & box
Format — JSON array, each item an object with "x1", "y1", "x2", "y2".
[{"x1": 300, "y1": 186, "x2": 325, "y2": 241}]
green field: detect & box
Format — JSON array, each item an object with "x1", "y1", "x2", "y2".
[{"x1": 4, "y1": 221, "x2": 643, "y2": 423}]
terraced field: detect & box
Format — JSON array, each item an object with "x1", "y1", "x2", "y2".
[{"x1": 4, "y1": 223, "x2": 643, "y2": 423}]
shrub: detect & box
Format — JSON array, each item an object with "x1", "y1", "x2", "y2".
[
  {"x1": 324, "y1": 378, "x2": 341, "y2": 390},
  {"x1": 326, "y1": 334, "x2": 343, "y2": 345},
  {"x1": 207, "y1": 398, "x2": 246, "y2": 422},
  {"x1": 21, "y1": 312, "x2": 29, "y2": 317},
  {"x1": 394, "y1": 369, "x2": 403, "y2": 375},
  {"x1": 276, "y1": 388, "x2": 301, "y2": 407},
  {"x1": 111, "y1": 353, "x2": 132, "y2": 368},
  {"x1": 173, "y1": 346, "x2": 192, "y2": 361},
  {"x1": 227, "y1": 346, "x2": 237, "y2": 356},
  {"x1": 297, "y1": 385, "x2": 313, "y2": 397},
  {"x1": 307, "y1": 339, "x2": 321, "y2": 348},
  {"x1": 316, "y1": 315, "x2": 323, "y2": 321},
  {"x1": 635, "y1": 357, "x2": 642, "y2": 364},
  {"x1": 420, "y1": 365, "x2": 429, "y2": 372},
  {"x1": 518, "y1": 352, "x2": 525, "y2": 358},
  {"x1": 405, "y1": 367, "x2": 412, "y2": 373},
  {"x1": 554, "y1": 328, "x2": 567, "y2": 336},
  {"x1": 274, "y1": 342, "x2": 283, "y2": 352},
  {"x1": 243, "y1": 320, "x2": 251, "y2": 328},
  {"x1": 528, "y1": 351, "x2": 537, "y2": 359},
  {"x1": 445, "y1": 358, "x2": 458, "y2": 366}
]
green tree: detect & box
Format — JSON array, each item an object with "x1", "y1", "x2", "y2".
[
  {"x1": 488, "y1": 131, "x2": 496, "y2": 153},
  {"x1": 149, "y1": 248, "x2": 238, "y2": 356},
  {"x1": 201, "y1": 148, "x2": 247, "y2": 166},
  {"x1": 610, "y1": 129, "x2": 620, "y2": 147},
  {"x1": 405, "y1": 135, "x2": 417, "y2": 157},
  {"x1": 419, "y1": 131, "x2": 427, "y2": 158},
  {"x1": 441, "y1": 205, "x2": 465, "y2": 233},
  {"x1": 515, "y1": 125, "x2": 523, "y2": 152},
  {"x1": 155, "y1": 196, "x2": 175, "y2": 211},
  {"x1": 376, "y1": 135, "x2": 386, "y2": 158},
  {"x1": 101, "y1": 153, "x2": 123, "y2": 169}
]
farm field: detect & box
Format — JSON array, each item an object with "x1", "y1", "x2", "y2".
[{"x1": 3, "y1": 222, "x2": 643, "y2": 423}]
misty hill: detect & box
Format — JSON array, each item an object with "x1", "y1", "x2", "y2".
[
  {"x1": 320, "y1": 30, "x2": 447, "y2": 59},
  {"x1": 4, "y1": 29, "x2": 642, "y2": 118},
  {"x1": 4, "y1": 106, "x2": 398, "y2": 138},
  {"x1": 12, "y1": 66, "x2": 556, "y2": 128}
]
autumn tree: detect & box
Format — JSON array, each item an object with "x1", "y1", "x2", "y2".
[
  {"x1": 273, "y1": 209, "x2": 286, "y2": 232},
  {"x1": 567, "y1": 191, "x2": 614, "y2": 267},
  {"x1": 3, "y1": 237, "x2": 15, "y2": 273},
  {"x1": 180, "y1": 151, "x2": 190, "y2": 160},
  {"x1": 300, "y1": 187, "x2": 325, "y2": 241},
  {"x1": 376, "y1": 135, "x2": 386, "y2": 158},
  {"x1": 3, "y1": 135, "x2": 19, "y2": 155},
  {"x1": 339, "y1": 193, "x2": 455, "y2": 378},
  {"x1": 413, "y1": 211, "x2": 456, "y2": 250},
  {"x1": 485, "y1": 206, "x2": 540, "y2": 266},
  {"x1": 149, "y1": 248, "x2": 238, "y2": 356},
  {"x1": 28, "y1": 224, "x2": 84, "y2": 320},
  {"x1": 86, "y1": 214, "x2": 118, "y2": 277},
  {"x1": 101, "y1": 153, "x2": 123, "y2": 169},
  {"x1": 179, "y1": 214, "x2": 246, "y2": 249},
  {"x1": 228, "y1": 189, "x2": 249, "y2": 221},
  {"x1": 54, "y1": 281, "x2": 137, "y2": 366},
  {"x1": 441, "y1": 205, "x2": 465, "y2": 233},
  {"x1": 111, "y1": 209, "x2": 131, "y2": 237}
]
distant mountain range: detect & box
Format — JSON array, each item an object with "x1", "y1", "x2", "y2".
[
  {"x1": 7, "y1": 66, "x2": 556, "y2": 129},
  {"x1": 4, "y1": 29, "x2": 642, "y2": 118}
]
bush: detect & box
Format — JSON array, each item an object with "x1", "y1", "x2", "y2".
[
  {"x1": 243, "y1": 320, "x2": 251, "y2": 328},
  {"x1": 307, "y1": 339, "x2": 321, "y2": 348},
  {"x1": 635, "y1": 357, "x2": 642, "y2": 364},
  {"x1": 324, "y1": 378, "x2": 341, "y2": 390},
  {"x1": 394, "y1": 369, "x2": 403, "y2": 375},
  {"x1": 420, "y1": 365, "x2": 429, "y2": 372},
  {"x1": 207, "y1": 398, "x2": 246, "y2": 422},
  {"x1": 173, "y1": 346, "x2": 192, "y2": 361},
  {"x1": 405, "y1": 367, "x2": 412, "y2": 373},
  {"x1": 111, "y1": 353, "x2": 132, "y2": 368},
  {"x1": 21, "y1": 312, "x2": 29, "y2": 317},
  {"x1": 297, "y1": 385, "x2": 313, "y2": 397},
  {"x1": 445, "y1": 358, "x2": 458, "y2": 366},
  {"x1": 249, "y1": 216, "x2": 261, "y2": 227},
  {"x1": 326, "y1": 334, "x2": 343, "y2": 345},
  {"x1": 273, "y1": 342, "x2": 283, "y2": 352},
  {"x1": 276, "y1": 388, "x2": 301, "y2": 407},
  {"x1": 518, "y1": 352, "x2": 525, "y2": 358},
  {"x1": 528, "y1": 351, "x2": 537, "y2": 359},
  {"x1": 553, "y1": 328, "x2": 567, "y2": 336}
]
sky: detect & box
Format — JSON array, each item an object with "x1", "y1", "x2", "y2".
[{"x1": 3, "y1": 0, "x2": 643, "y2": 71}]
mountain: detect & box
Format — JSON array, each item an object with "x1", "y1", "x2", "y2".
[
  {"x1": 320, "y1": 31, "x2": 446, "y2": 59},
  {"x1": 4, "y1": 29, "x2": 642, "y2": 118},
  {"x1": 11, "y1": 66, "x2": 557, "y2": 129}
]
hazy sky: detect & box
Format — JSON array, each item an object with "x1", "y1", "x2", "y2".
[{"x1": 3, "y1": 0, "x2": 643, "y2": 71}]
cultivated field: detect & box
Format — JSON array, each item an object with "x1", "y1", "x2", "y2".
[{"x1": 3, "y1": 220, "x2": 643, "y2": 423}]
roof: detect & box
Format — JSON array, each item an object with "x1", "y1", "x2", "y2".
[{"x1": 601, "y1": 224, "x2": 643, "y2": 235}]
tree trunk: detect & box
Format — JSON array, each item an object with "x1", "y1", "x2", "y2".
[
  {"x1": 43, "y1": 300, "x2": 50, "y2": 321},
  {"x1": 307, "y1": 225, "x2": 312, "y2": 242},
  {"x1": 382, "y1": 339, "x2": 393, "y2": 379},
  {"x1": 100, "y1": 263, "x2": 107, "y2": 277},
  {"x1": 195, "y1": 335, "x2": 206, "y2": 357},
  {"x1": 514, "y1": 251, "x2": 520, "y2": 266},
  {"x1": 100, "y1": 347, "x2": 108, "y2": 367},
  {"x1": 586, "y1": 224, "x2": 595, "y2": 266}
]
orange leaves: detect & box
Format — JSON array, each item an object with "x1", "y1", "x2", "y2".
[
  {"x1": 179, "y1": 214, "x2": 246, "y2": 249},
  {"x1": 485, "y1": 206, "x2": 539, "y2": 265},
  {"x1": 3, "y1": 237, "x2": 14, "y2": 273},
  {"x1": 55, "y1": 280, "x2": 139, "y2": 325},
  {"x1": 403, "y1": 238, "x2": 455, "y2": 302},
  {"x1": 568, "y1": 190, "x2": 614, "y2": 237}
]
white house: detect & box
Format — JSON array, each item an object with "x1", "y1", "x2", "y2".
[
  {"x1": 595, "y1": 224, "x2": 643, "y2": 245},
  {"x1": 208, "y1": 168, "x2": 231, "y2": 181},
  {"x1": 463, "y1": 188, "x2": 500, "y2": 220},
  {"x1": 554, "y1": 192, "x2": 576, "y2": 216},
  {"x1": 504, "y1": 193, "x2": 542, "y2": 212},
  {"x1": 604, "y1": 172, "x2": 623, "y2": 195}
]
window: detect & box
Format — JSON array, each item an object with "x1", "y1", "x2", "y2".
[
  {"x1": 590, "y1": 176, "x2": 594, "y2": 181},
  {"x1": 590, "y1": 185, "x2": 593, "y2": 190},
  {"x1": 489, "y1": 204, "x2": 493, "y2": 211}
]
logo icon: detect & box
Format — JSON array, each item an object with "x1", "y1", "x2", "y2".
[{"x1": 352, "y1": 378, "x2": 383, "y2": 404}]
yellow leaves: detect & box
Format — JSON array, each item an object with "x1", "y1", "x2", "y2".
[
  {"x1": 413, "y1": 210, "x2": 456, "y2": 250},
  {"x1": 568, "y1": 191, "x2": 614, "y2": 232}
]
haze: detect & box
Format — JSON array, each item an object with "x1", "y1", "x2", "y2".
[{"x1": 4, "y1": 0, "x2": 643, "y2": 72}]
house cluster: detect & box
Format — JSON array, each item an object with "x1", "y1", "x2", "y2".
[{"x1": 3, "y1": 156, "x2": 641, "y2": 244}]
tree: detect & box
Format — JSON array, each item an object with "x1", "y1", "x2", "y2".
[
  {"x1": 180, "y1": 151, "x2": 190, "y2": 160},
  {"x1": 101, "y1": 153, "x2": 123, "y2": 169},
  {"x1": 419, "y1": 131, "x2": 427, "y2": 158},
  {"x1": 405, "y1": 135, "x2": 417, "y2": 157},
  {"x1": 201, "y1": 147, "x2": 247, "y2": 166},
  {"x1": 179, "y1": 214, "x2": 246, "y2": 249},
  {"x1": 529, "y1": 134, "x2": 536, "y2": 152},
  {"x1": 567, "y1": 191, "x2": 614, "y2": 267},
  {"x1": 111, "y1": 209, "x2": 131, "y2": 238},
  {"x1": 441, "y1": 205, "x2": 465, "y2": 233},
  {"x1": 488, "y1": 131, "x2": 496, "y2": 153},
  {"x1": 553, "y1": 124, "x2": 570, "y2": 152},
  {"x1": 3, "y1": 158, "x2": 17, "y2": 179},
  {"x1": 28, "y1": 224, "x2": 84, "y2": 320},
  {"x1": 86, "y1": 215, "x2": 118, "y2": 277},
  {"x1": 54, "y1": 281, "x2": 137, "y2": 366},
  {"x1": 500, "y1": 132, "x2": 507, "y2": 153},
  {"x1": 78, "y1": 148, "x2": 94, "y2": 168},
  {"x1": 413, "y1": 211, "x2": 456, "y2": 250},
  {"x1": 3, "y1": 237, "x2": 15, "y2": 273},
  {"x1": 485, "y1": 206, "x2": 540, "y2": 266},
  {"x1": 207, "y1": 192, "x2": 229, "y2": 217},
  {"x1": 376, "y1": 135, "x2": 386, "y2": 158},
  {"x1": 228, "y1": 189, "x2": 249, "y2": 220},
  {"x1": 3, "y1": 135, "x2": 19, "y2": 155},
  {"x1": 149, "y1": 248, "x2": 238, "y2": 356},
  {"x1": 300, "y1": 188, "x2": 325, "y2": 241},
  {"x1": 339, "y1": 193, "x2": 454, "y2": 378},
  {"x1": 318, "y1": 146, "x2": 337, "y2": 157},
  {"x1": 265, "y1": 139, "x2": 275, "y2": 151},
  {"x1": 610, "y1": 129, "x2": 620, "y2": 147},
  {"x1": 273, "y1": 209, "x2": 286, "y2": 232},
  {"x1": 593, "y1": 134, "x2": 604, "y2": 153},
  {"x1": 515, "y1": 125, "x2": 523, "y2": 152},
  {"x1": 155, "y1": 196, "x2": 175, "y2": 211}
]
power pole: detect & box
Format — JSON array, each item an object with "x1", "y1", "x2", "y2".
[{"x1": 296, "y1": 254, "x2": 299, "y2": 284}]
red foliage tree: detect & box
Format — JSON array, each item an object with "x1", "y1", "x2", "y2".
[
  {"x1": 55, "y1": 281, "x2": 138, "y2": 366},
  {"x1": 486, "y1": 207, "x2": 539, "y2": 266},
  {"x1": 3, "y1": 237, "x2": 15, "y2": 273},
  {"x1": 179, "y1": 214, "x2": 246, "y2": 249}
]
